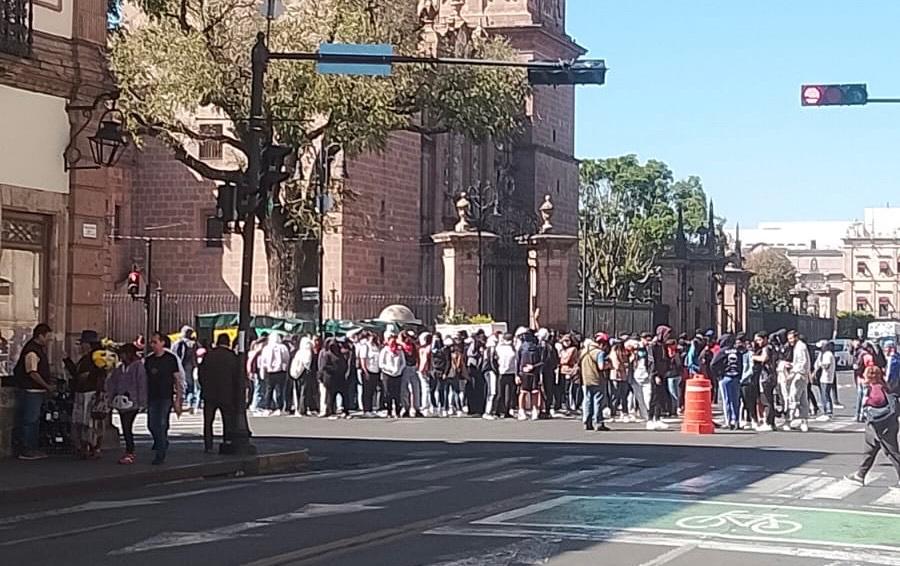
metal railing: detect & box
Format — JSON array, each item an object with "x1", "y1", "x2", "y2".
[{"x1": 1, "y1": 0, "x2": 33, "y2": 57}]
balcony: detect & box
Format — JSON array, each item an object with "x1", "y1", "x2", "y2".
[{"x1": 1, "y1": 0, "x2": 33, "y2": 57}]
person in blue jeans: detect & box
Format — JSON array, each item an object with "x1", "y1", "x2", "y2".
[
  {"x1": 711, "y1": 334, "x2": 744, "y2": 430},
  {"x1": 581, "y1": 334, "x2": 610, "y2": 431},
  {"x1": 11, "y1": 323, "x2": 54, "y2": 460},
  {"x1": 144, "y1": 332, "x2": 183, "y2": 465}
]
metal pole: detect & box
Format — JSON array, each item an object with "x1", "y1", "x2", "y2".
[
  {"x1": 330, "y1": 287, "x2": 337, "y2": 321},
  {"x1": 317, "y1": 140, "x2": 326, "y2": 341},
  {"x1": 231, "y1": 32, "x2": 267, "y2": 456},
  {"x1": 477, "y1": 221, "x2": 483, "y2": 315},
  {"x1": 144, "y1": 238, "x2": 152, "y2": 355},
  {"x1": 580, "y1": 220, "x2": 587, "y2": 337}
]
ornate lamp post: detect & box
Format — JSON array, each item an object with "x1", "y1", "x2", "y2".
[{"x1": 458, "y1": 182, "x2": 500, "y2": 315}]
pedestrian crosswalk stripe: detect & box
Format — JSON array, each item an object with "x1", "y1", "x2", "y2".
[
  {"x1": 539, "y1": 465, "x2": 626, "y2": 486},
  {"x1": 606, "y1": 457, "x2": 645, "y2": 466},
  {"x1": 599, "y1": 462, "x2": 698, "y2": 488},
  {"x1": 350, "y1": 457, "x2": 476, "y2": 481},
  {"x1": 803, "y1": 473, "x2": 883, "y2": 500},
  {"x1": 870, "y1": 487, "x2": 900, "y2": 508},
  {"x1": 417, "y1": 458, "x2": 528, "y2": 482},
  {"x1": 658, "y1": 465, "x2": 761, "y2": 493},
  {"x1": 477, "y1": 468, "x2": 538, "y2": 483},
  {"x1": 776, "y1": 476, "x2": 836, "y2": 499}
]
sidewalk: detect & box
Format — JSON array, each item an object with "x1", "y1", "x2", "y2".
[{"x1": 0, "y1": 435, "x2": 309, "y2": 504}]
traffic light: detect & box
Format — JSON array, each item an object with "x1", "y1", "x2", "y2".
[
  {"x1": 529, "y1": 60, "x2": 607, "y2": 86},
  {"x1": 127, "y1": 267, "x2": 141, "y2": 299},
  {"x1": 801, "y1": 84, "x2": 868, "y2": 106},
  {"x1": 215, "y1": 182, "x2": 238, "y2": 223},
  {"x1": 261, "y1": 144, "x2": 296, "y2": 187}
]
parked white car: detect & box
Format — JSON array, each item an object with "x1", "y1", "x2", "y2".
[{"x1": 832, "y1": 338, "x2": 853, "y2": 370}]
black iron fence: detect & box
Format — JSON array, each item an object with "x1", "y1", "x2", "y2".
[
  {"x1": 568, "y1": 299, "x2": 656, "y2": 336},
  {"x1": 1, "y1": 0, "x2": 33, "y2": 56},
  {"x1": 747, "y1": 311, "x2": 835, "y2": 342},
  {"x1": 103, "y1": 292, "x2": 447, "y2": 341}
]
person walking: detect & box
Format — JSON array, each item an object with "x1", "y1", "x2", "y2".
[
  {"x1": 198, "y1": 333, "x2": 242, "y2": 452},
  {"x1": 259, "y1": 333, "x2": 290, "y2": 416},
  {"x1": 379, "y1": 332, "x2": 406, "y2": 418},
  {"x1": 581, "y1": 335, "x2": 610, "y2": 431},
  {"x1": 173, "y1": 326, "x2": 199, "y2": 414},
  {"x1": 106, "y1": 344, "x2": 147, "y2": 464},
  {"x1": 11, "y1": 323, "x2": 54, "y2": 460},
  {"x1": 144, "y1": 332, "x2": 183, "y2": 465},
  {"x1": 64, "y1": 330, "x2": 107, "y2": 459},
  {"x1": 846, "y1": 366, "x2": 900, "y2": 486},
  {"x1": 815, "y1": 340, "x2": 837, "y2": 421}
]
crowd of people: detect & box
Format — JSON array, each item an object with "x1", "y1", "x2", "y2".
[{"x1": 9, "y1": 319, "x2": 900, "y2": 480}]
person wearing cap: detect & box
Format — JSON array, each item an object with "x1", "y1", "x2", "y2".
[
  {"x1": 580, "y1": 335, "x2": 610, "y2": 431},
  {"x1": 64, "y1": 330, "x2": 107, "y2": 459}
]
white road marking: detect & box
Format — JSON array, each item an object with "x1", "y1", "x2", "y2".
[
  {"x1": 0, "y1": 485, "x2": 244, "y2": 526},
  {"x1": 417, "y1": 458, "x2": 529, "y2": 481},
  {"x1": 538, "y1": 465, "x2": 627, "y2": 487},
  {"x1": 803, "y1": 473, "x2": 883, "y2": 500},
  {"x1": 870, "y1": 487, "x2": 900, "y2": 508},
  {"x1": 110, "y1": 486, "x2": 446, "y2": 555},
  {"x1": 544, "y1": 455, "x2": 596, "y2": 467},
  {"x1": 264, "y1": 459, "x2": 429, "y2": 484},
  {"x1": 477, "y1": 468, "x2": 537, "y2": 482},
  {"x1": 599, "y1": 462, "x2": 697, "y2": 488},
  {"x1": 0, "y1": 519, "x2": 138, "y2": 546},
  {"x1": 349, "y1": 458, "x2": 474, "y2": 481},
  {"x1": 426, "y1": 526, "x2": 900, "y2": 566},
  {"x1": 607, "y1": 457, "x2": 646, "y2": 466},
  {"x1": 637, "y1": 544, "x2": 697, "y2": 566},
  {"x1": 659, "y1": 465, "x2": 760, "y2": 493}
]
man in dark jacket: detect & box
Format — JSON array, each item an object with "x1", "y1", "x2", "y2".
[{"x1": 198, "y1": 334, "x2": 242, "y2": 453}]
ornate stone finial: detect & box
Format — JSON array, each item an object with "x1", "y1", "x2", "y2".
[
  {"x1": 455, "y1": 191, "x2": 471, "y2": 232},
  {"x1": 539, "y1": 194, "x2": 554, "y2": 234},
  {"x1": 417, "y1": 0, "x2": 438, "y2": 24},
  {"x1": 449, "y1": 0, "x2": 465, "y2": 19}
]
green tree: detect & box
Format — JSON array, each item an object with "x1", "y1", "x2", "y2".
[
  {"x1": 110, "y1": 0, "x2": 528, "y2": 311},
  {"x1": 745, "y1": 248, "x2": 797, "y2": 311},
  {"x1": 578, "y1": 155, "x2": 714, "y2": 300}
]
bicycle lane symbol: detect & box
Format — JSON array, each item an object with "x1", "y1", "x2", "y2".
[{"x1": 675, "y1": 510, "x2": 803, "y2": 535}]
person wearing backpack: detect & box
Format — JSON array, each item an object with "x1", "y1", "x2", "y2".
[
  {"x1": 846, "y1": 366, "x2": 900, "y2": 486},
  {"x1": 516, "y1": 329, "x2": 544, "y2": 421},
  {"x1": 711, "y1": 334, "x2": 743, "y2": 430}
]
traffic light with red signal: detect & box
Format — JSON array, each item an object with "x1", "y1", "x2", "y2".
[
  {"x1": 801, "y1": 84, "x2": 868, "y2": 106},
  {"x1": 127, "y1": 267, "x2": 141, "y2": 299}
]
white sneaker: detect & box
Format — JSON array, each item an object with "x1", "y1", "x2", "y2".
[
  {"x1": 834, "y1": 403, "x2": 845, "y2": 410},
  {"x1": 531, "y1": 407, "x2": 540, "y2": 421},
  {"x1": 816, "y1": 414, "x2": 831, "y2": 422},
  {"x1": 757, "y1": 424, "x2": 773, "y2": 432},
  {"x1": 782, "y1": 424, "x2": 792, "y2": 432},
  {"x1": 625, "y1": 414, "x2": 636, "y2": 423},
  {"x1": 517, "y1": 409, "x2": 527, "y2": 421},
  {"x1": 550, "y1": 409, "x2": 558, "y2": 418},
  {"x1": 800, "y1": 421, "x2": 809, "y2": 433},
  {"x1": 482, "y1": 414, "x2": 496, "y2": 420},
  {"x1": 271, "y1": 410, "x2": 282, "y2": 417},
  {"x1": 328, "y1": 415, "x2": 339, "y2": 420},
  {"x1": 656, "y1": 420, "x2": 669, "y2": 430},
  {"x1": 602, "y1": 407, "x2": 612, "y2": 419},
  {"x1": 440, "y1": 409, "x2": 448, "y2": 417},
  {"x1": 739, "y1": 420, "x2": 748, "y2": 430},
  {"x1": 790, "y1": 418, "x2": 802, "y2": 429},
  {"x1": 646, "y1": 421, "x2": 657, "y2": 431}
]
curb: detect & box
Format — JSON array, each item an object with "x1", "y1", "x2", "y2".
[{"x1": 0, "y1": 449, "x2": 309, "y2": 504}]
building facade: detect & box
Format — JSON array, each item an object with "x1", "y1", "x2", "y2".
[
  {"x1": 109, "y1": 0, "x2": 583, "y2": 332},
  {"x1": 1, "y1": 0, "x2": 115, "y2": 371}
]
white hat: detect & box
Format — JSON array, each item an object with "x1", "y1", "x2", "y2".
[
  {"x1": 514, "y1": 326, "x2": 528, "y2": 337},
  {"x1": 536, "y1": 328, "x2": 550, "y2": 341}
]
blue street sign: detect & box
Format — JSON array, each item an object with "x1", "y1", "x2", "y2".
[{"x1": 317, "y1": 43, "x2": 393, "y2": 77}]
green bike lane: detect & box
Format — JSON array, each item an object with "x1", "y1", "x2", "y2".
[{"x1": 422, "y1": 493, "x2": 900, "y2": 565}]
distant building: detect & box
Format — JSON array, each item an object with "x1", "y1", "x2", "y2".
[{"x1": 729, "y1": 208, "x2": 900, "y2": 319}]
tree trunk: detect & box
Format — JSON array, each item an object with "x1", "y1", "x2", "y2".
[{"x1": 262, "y1": 206, "x2": 309, "y2": 315}]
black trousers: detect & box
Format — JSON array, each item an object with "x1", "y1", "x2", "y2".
[
  {"x1": 741, "y1": 381, "x2": 759, "y2": 423},
  {"x1": 299, "y1": 371, "x2": 319, "y2": 415},
  {"x1": 649, "y1": 379, "x2": 667, "y2": 420},
  {"x1": 283, "y1": 377, "x2": 301, "y2": 413},
  {"x1": 760, "y1": 381, "x2": 777, "y2": 426},
  {"x1": 265, "y1": 371, "x2": 287, "y2": 411},
  {"x1": 858, "y1": 417, "x2": 900, "y2": 479},
  {"x1": 119, "y1": 409, "x2": 138, "y2": 453},
  {"x1": 324, "y1": 379, "x2": 349, "y2": 416},
  {"x1": 383, "y1": 374, "x2": 402, "y2": 416},
  {"x1": 543, "y1": 372, "x2": 563, "y2": 412},
  {"x1": 203, "y1": 401, "x2": 234, "y2": 451},
  {"x1": 807, "y1": 381, "x2": 819, "y2": 414},
  {"x1": 362, "y1": 370, "x2": 380, "y2": 412},
  {"x1": 497, "y1": 374, "x2": 517, "y2": 416}
]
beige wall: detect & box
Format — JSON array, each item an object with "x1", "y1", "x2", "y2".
[
  {"x1": 0, "y1": 85, "x2": 70, "y2": 193},
  {"x1": 34, "y1": 0, "x2": 73, "y2": 39}
]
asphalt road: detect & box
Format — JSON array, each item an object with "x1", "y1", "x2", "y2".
[{"x1": 3, "y1": 374, "x2": 900, "y2": 566}]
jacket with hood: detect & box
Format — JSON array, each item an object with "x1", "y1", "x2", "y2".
[
  {"x1": 649, "y1": 325, "x2": 672, "y2": 379},
  {"x1": 318, "y1": 339, "x2": 348, "y2": 385},
  {"x1": 516, "y1": 331, "x2": 543, "y2": 376},
  {"x1": 259, "y1": 333, "x2": 290, "y2": 374},
  {"x1": 496, "y1": 338, "x2": 517, "y2": 375},
  {"x1": 290, "y1": 337, "x2": 313, "y2": 379},
  {"x1": 711, "y1": 334, "x2": 743, "y2": 379},
  {"x1": 173, "y1": 326, "x2": 198, "y2": 370}
]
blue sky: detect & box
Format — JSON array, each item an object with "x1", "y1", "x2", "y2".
[{"x1": 568, "y1": 0, "x2": 900, "y2": 226}]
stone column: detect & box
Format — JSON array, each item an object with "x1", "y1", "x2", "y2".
[
  {"x1": 432, "y1": 231, "x2": 498, "y2": 316},
  {"x1": 526, "y1": 234, "x2": 577, "y2": 330}
]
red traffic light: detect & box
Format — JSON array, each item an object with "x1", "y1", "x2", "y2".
[
  {"x1": 127, "y1": 269, "x2": 141, "y2": 297},
  {"x1": 801, "y1": 83, "x2": 868, "y2": 106}
]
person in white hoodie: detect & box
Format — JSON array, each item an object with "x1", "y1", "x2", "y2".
[
  {"x1": 379, "y1": 332, "x2": 406, "y2": 418},
  {"x1": 494, "y1": 333, "x2": 518, "y2": 418},
  {"x1": 288, "y1": 337, "x2": 313, "y2": 416},
  {"x1": 785, "y1": 330, "x2": 811, "y2": 432},
  {"x1": 259, "y1": 333, "x2": 290, "y2": 416}
]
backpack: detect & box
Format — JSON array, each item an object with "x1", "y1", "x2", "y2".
[
  {"x1": 519, "y1": 342, "x2": 543, "y2": 375},
  {"x1": 864, "y1": 384, "x2": 898, "y2": 424}
]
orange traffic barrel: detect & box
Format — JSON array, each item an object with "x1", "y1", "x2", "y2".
[{"x1": 682, "y1": 374, "x2": 714, "y2": 434}]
